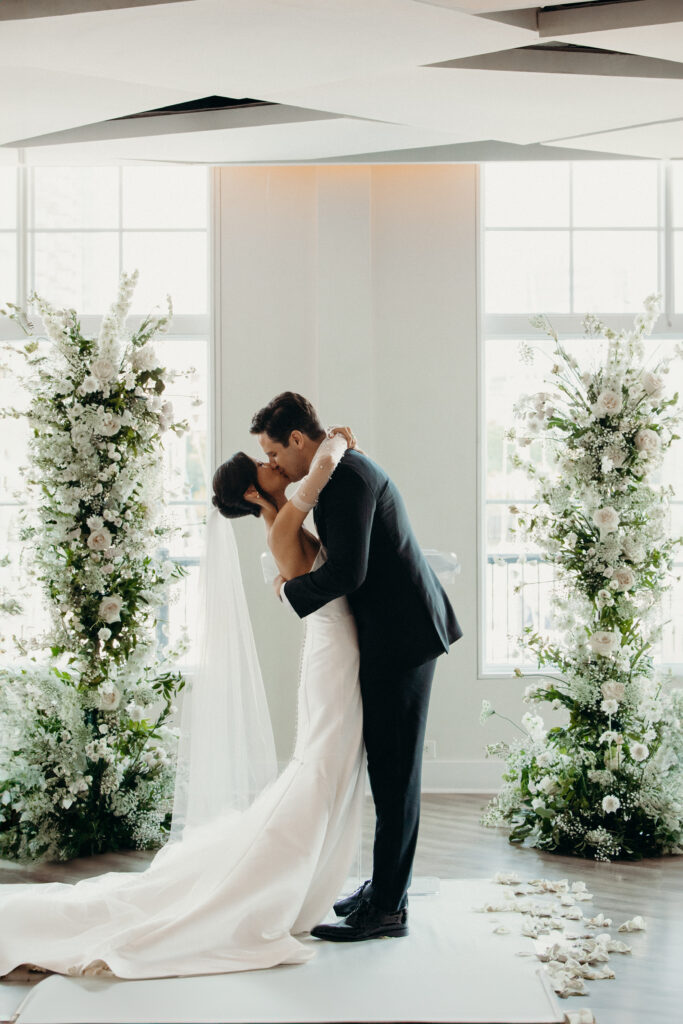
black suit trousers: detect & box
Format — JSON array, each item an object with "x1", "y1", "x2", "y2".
[{"x1": 359, "y1": 657, "x2": 437, "y2": 914}]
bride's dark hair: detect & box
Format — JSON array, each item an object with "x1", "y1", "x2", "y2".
[{"x1": 212, "y1": 453, "x2": 278, "y2": 519}]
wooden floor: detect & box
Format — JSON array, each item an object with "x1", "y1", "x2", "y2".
[{"x1": 1, "y1": 794, "x2": 682, "y2": 1024}]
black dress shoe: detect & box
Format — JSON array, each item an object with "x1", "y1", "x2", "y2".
[
  {"x1": 333, "y1": 880, "x2": 371, "y2": 917},
  {"x1": 311, "y1": 901, "x2": 409, "y2": 942}
]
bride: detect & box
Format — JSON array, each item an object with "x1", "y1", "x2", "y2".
[{"x1": 0, "y1": 430, "x2": 364, "y2": 980}]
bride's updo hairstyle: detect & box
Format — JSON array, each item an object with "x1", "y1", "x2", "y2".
[{"x1": 212, "y1": 453, "x2": 277, "y2": 519}]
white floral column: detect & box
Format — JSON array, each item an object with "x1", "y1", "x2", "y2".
[
  {"x1": 482, "y1": 297, "x2": 683, "y2": 861},
  {"x1": 0, "y1": 272, "x2": 190, "y2": 862}
]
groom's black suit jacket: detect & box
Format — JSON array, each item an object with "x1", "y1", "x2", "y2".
[{"x1": 283, "y1": 449, "x2": 462, "y2": 671}]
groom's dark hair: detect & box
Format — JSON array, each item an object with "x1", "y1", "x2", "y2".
[{"x1": 250, "y1": 391, "x2": 325, "y2": 446}]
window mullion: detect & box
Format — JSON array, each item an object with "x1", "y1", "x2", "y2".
[{"x1": 17, "y1": 150, "x2": 28, "y2": 307}]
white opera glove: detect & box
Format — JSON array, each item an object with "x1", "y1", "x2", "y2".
[{"x1": 290, "y1": 433, "x2": 348, "y2": 513}]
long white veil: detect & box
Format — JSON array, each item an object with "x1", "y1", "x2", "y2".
[{"x1": 170, "y1": 508, "x2": 278, "y2": 839}]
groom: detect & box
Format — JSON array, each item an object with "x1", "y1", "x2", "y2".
[{"x1": 251, "y1": 392, "x2": 462, "y2": 941}]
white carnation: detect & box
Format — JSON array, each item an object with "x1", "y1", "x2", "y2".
[
  {"x1": 601, "y1": 698, "x2": 619, "y2": 714},
  {"x1": 601, "y1": 681, "x2": 626, "y2": 701},
  {"x1": 630, "y1": 742, "x2": 650, "y2": 762},
  {"x1": 602, "y1": 795, "x2": 621, "y2": 814}
]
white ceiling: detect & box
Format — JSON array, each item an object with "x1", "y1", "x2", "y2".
[{"x1": 1, "y1": 0, "x2": 682, "y2": 164}]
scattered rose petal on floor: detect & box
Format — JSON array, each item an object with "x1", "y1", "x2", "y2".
[
  {"x1": 493, "y1": 925, "x2": 511, "y2": 935},
  {"x1": 587, "y1": 913, "x2": 612, "y2": 927},
  {"x1": 618, "y1": 915, "x2": 646, "y2": 932},
  {"x1": 564, "y1": 1009, "x2": 595, "y2": 1024},
  {"x1": 493, "y1": 871, "x2": 522, "y2": 885}
]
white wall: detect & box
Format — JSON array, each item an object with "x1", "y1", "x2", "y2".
[{"x1": 216, "y1": 163, "x2": 528, "y2": 791}]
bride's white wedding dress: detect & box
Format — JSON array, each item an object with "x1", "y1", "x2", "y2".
[{"x1": 0, "y1": 551, "x2": 366, "y2": 980}]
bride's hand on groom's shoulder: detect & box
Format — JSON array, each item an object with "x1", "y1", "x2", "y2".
[{"x1": 328, "y1": 425, "x2": 363, "y2": 453}]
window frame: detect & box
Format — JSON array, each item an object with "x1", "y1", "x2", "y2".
[
  {"x1": 0, "y1": 161, "x2": 216, "y2": 666},
  {"x1": 478, "y1": 159, "x2": 683, "y2": 680}
]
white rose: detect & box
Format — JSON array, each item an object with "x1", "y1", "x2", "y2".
[
  {"x1": 531, "y1": 797, "x2": 546, "y2": 811},
  {"x1": 613, "y1": 566, "x2": 636, "y2": 591},
  {"x1": 594, "y1": 389, "x2": 623, "y2": 417},
  {"x1": 621, "y1": 534, "x2": 646, "y2": 563},
  {"x1": 589, "y1": 631, "x2": 621, "y2": 656},
  {"x1": 131, "y1": 343, "x2": 159, "y2": 373},
  {"x1": 87, "y1": 526, "x2": 112, "y2": 551},
  {"x1": 79, "y1": 375, "x2": 100, "y2": 394},
  {"x1": 597, "y1": 588, "x2": 613, "y2": 607},
  {"x1": 90, "y1": 356, "x2": 118, "y2": 383},
  {"x1": 537, "y1": 776, "x2": 559, "y2": 795},
  {"x1": 640, "y1": 372, "x2": 664, "y2": 399},
  {"x1": 601, "y1": 681, "x2": 626, "y2": 701},
  {"x1": 592, "y1": 507, "x2": 619, "y2": 541},
  {"x1": 635, "y1": 429, "x2": 660, "y2": 453},
  {"x1": 98, "y1": 594, "x2": 123, "y2": 623},
  {"x1": 522, "y1": 712, "x2": 546, "y2": 741},
  {"x1": 96, "y1": 685, "x2": 121, "y2": 711},
  {"x1": 98, "y1": 412, "x2": 122, "y2": 437},
  {"x1": 604, "y1": 445, "x2": 626, "y2": 469},
  {"x1": 127, "y1": 703, "x2": 146, "y2": 723},
  {"x1": 630, "y1": 742, "x2": 649, "y2": 762},
  {"x1": 602, "y1": 795, "x2": 621, "y2": 814},
  {"x1": 601, "y1": 698, "x2": 619, "y2": 714}
]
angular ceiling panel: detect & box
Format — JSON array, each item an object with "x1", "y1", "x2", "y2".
[
  {"x1": 0, "y1": 67, "x2": 193, "y2": 147},
  {"x1": 269, "y1": 66, "x2": 683, "y2": 148},
  {"x1": 545, "y1": 118, "x2": 683, "y2": 160},
  {"x1": 0, "y1": 0, "x2": 537, "y2": 97},
  {"x1": 16, "y1": 117, "x2": 466, "y2": 166}
]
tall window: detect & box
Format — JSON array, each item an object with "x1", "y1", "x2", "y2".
[
  {"x1": 482, "y1": 161, "x2": 683, "y2": 675},
  {"x1": 0, "y1": 165, "x2": 211, "y2": 663}
]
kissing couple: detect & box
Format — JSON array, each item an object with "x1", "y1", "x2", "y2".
[{"x1": 0, "y1": 391, "x2": 461, "y2": 979}]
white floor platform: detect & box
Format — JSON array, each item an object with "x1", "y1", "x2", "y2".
[{"x1": 4, "y1": 880, "x2": 563, "y2": 1024}]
